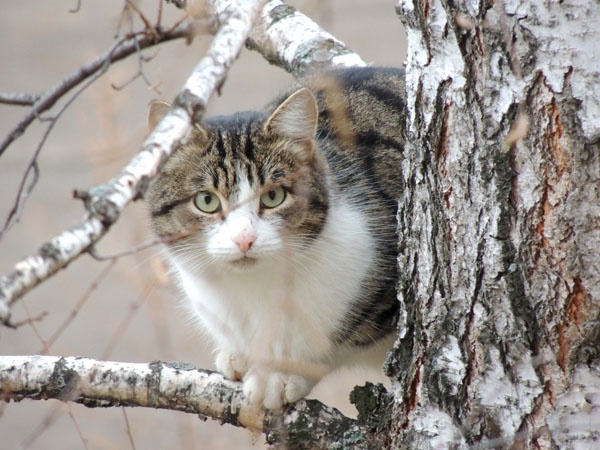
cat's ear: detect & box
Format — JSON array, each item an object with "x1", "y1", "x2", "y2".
[
  {"x1": 265, "y1": 88, "x2": 318, "y2": 143},
  {"x1": 147, "y1": 100, "x2": 171, "y2": 130}
]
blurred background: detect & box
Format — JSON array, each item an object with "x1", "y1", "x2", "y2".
[{"x1": 0, "y1": 1, "x2": 406, "y2": 448}]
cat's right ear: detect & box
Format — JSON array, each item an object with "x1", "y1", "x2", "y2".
[
  {"x1": 147, "y1": 100, "x2": 171, "y2": 131},
  {"x1": 265, "y1": 88, "x2": 318, "y2": 143}
]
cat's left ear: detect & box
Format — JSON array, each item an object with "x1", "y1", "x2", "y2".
[
  {"x1": 265, "y1": 88, "x2": 318, "y2": 144},
  {"x1": 147, "y1": 100, "x2": 171, "y2": 131}
]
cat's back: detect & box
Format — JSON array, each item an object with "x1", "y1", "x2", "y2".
[
  {"x1": 311, "y1": 66, "x2": 405, "y2": 141},
  {"x1": 298, "y1": 66, "x2": 406, "y2": 201}
]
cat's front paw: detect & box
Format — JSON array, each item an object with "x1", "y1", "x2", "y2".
[
  {"x1": 243, "y1": 368, "x2": 314, "y2": 410},
  {"x1": 215, "y1": 350, "x2": 248, "y2": 381}
]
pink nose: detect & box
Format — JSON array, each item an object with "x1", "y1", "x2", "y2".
[{"x1": 233, "y1": 235, "x2": 255, "y2": 253}]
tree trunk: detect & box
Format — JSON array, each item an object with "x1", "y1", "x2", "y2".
[{"x1": 385, "y1": 0, "x2": 600, "y2": 448}]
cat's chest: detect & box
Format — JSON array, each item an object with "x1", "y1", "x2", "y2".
[{"x1": 170, "y1": 199, "x2": 375, "y2": 362}]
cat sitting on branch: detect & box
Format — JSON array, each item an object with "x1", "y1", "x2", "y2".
[{"x1": 147, "y1": 67, "x2": 405, "y2": 409}]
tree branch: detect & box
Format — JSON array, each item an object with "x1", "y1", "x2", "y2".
[
  {"x1": 0, "y1": 356, "x2": 369, "y2": 449},
  {"x1": 0, "y1": 21, "x2": 197, "y2": 159},
  {"x1": 0, "y1": 21, "x2": 202, "y2": 240},
  {"x1": 246, "y1": 0, "x2": 366, "y2": 77},
  {"x1": 0, "y1": 0, "x2": 265, "y2": 326},
  {"x1": 0, "y1": 92, "x2": 41, "y2": 106},
  {"x1": 180, "y1": 0, "x2": 365, "y2": 77}
]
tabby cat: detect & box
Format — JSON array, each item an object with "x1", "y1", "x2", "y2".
[{"x1": 147, "y1": 66, "x2": 405, "y2": 410}]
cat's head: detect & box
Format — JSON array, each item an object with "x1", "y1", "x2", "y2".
[{"x1": 147, "y1": 88, "x2": 330, "y2": 273}]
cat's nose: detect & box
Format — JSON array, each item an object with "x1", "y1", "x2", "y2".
[{"x1": 233, "y1": 234, "x2": 255, "y2": 254}]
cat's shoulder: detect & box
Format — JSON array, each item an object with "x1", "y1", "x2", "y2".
[
  {"x1": 266, "y1": 66, "x2": 405, "y2": 110},
  {"x1": 306, "y1": 66, "x2": 405, "y2": 92}
]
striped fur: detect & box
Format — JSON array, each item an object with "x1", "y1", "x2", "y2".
[{"x1": 147, "y1": 66, "x2": 405, "y2": 409}]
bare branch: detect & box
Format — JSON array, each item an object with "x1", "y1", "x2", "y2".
[
  {"x1": 1, "y1": 61, "x2": 113, "y2": 240},
  {"x1": 38, "y1": 261, "x2": 117, "y2": 354},
  {"x1": 245, "y1": 0, "x2": 366, "y2": 77},
  {"x1": 0, "y1": 356, "x2": 265, "y2": 429},
  {"x1": 0, "y1": 92, "x2": 41, "y2": 106},
  {"x1": 168, "y1": 0, "x2": 366, "y2": 76},
  {"x1": 0, "y1": 0, "x2": 265, "y2": 325},
  {"x1": 0, "y1": 21, "x2": 196, "y2": 159},
  {"x1": 0, "y1": 356, "x2": 369, "y2": 448}
]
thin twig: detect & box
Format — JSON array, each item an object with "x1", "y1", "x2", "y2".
[
  {"x1": 100, "y1": 282, "x2": 152, "y2": 360},
  {"x1": 89, "y1": 239, "x2": 163, "y2": 261},
  {"x1": 9, "y1": 310, "x2": 48, "y2": 329},
  {"x1": 88, "y1": 224, "x2": 202, "y2": 261},
  {"x1": 0, "y1": 22, "x2": 195, "y2": 159},
  {"x1": 0, "y1": 92, "x2": 40, "y2": 106},
  {"x1": 67, "y1": 404, "x2": 90, "y2": 450},
  {"x1": 1, "y1": 60, "x2": 111, "y2": 240},
  {"x1": 20, "y1": 404, "x2": 65, "y2": 450},
  {"x1": 39, "y1": 260, "x2": 117, "y2": 354},
  {"x1": 157, "y1": 0, "x2": 164, "y2": 28},
  {"x1": 122, "y1": 408, "x2": 137, "y2": 450},
  {"x1": 69, "y1": 0, "x2": 82, "y2": 13},
  {"x1": 126, "y1": 0, "x2": 155, "y2": 34},
  {"x1": 20, "y1": 299, "x2": 46, "y2": 347}
]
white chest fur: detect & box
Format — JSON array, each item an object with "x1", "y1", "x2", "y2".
[{"x1": 169, "y1": 197, "x2": 375, "y2": 372}]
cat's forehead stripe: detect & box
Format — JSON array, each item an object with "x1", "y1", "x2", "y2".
[
  {"x1": 243, "y1": 123, "x2": 255, "y2": 160},
  {"x1": 233, "y1": 129, "x2": 255, "y2": 186}
]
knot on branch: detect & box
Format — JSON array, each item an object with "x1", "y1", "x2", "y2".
[
  {"x1": 264, "y1": 398, "x2": 369, "y2": 449},
  {"x1": 175, "y1": 90, "x2": 209, "y2": 125},
  {"x1": 349, "y1": 382, "x2": 392, "y2": 432},
  {"x1": 268, "y1": 4, "x2": 296, "y2": 22},
  {"x1": 47, "y1": 357, "x2": 81, "y2": 398},
  {"x1": 74, "y1": 186, "x2": 120, "y2": 226},
  {"x1": 166, "y1": 0, "x2": 187, "y2": 9}
]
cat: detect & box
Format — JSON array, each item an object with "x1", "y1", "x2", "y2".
[{"x1": 147, "y1": 66, "x2": 405, "y2": 410}]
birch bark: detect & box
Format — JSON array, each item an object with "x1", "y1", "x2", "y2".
[{"x1": 386, "y1": 1, "x2": 600, "y2": 448}]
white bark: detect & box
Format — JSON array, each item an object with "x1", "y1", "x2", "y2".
[
  {"x1": 245, "y1": 0, "x2": 366, "y2": 77},
  {"x1": 389, "y1": 0, "x2": 600, "y2": 448},
  {"x1": 0, "y1": 355, "x2": 368, "y2": 448},
  {"x1": 0, "y1": 355, "x2": 264, "y2": 430}
]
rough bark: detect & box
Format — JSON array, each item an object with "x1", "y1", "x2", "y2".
[
  {"x1": 244, "y1": 0, "x2": 366, "y2": 77},
  {"x1": 0, "y1": 356, "x2": 373, "y2": 449},
  {"x1": 386, "y1": 0, "x2": 600, "y2": 448}
]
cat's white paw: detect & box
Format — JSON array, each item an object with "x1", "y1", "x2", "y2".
[
  {"x1": 243, "y1": 368, "x2": 314, "y2": 410},
  {"x1": 215, "y1": 350, "x2": 248, "y2": 381}
]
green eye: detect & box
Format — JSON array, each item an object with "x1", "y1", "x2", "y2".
[
  {"x1": 260, "y1": 186, "x2": 286, "y2": 209},
  {"x1": 193, "y1": 191, "x2": 221, "y2": 213}
]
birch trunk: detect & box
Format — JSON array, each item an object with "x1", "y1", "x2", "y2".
[{"x1": 385, "y1": 0, "x2": 600, "y2": 448}]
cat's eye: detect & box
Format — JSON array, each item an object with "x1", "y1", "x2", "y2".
[
  {"x1": 193, "y1": 191, "x2": 222, "y2": 214},
  {"x1": 260, "y1": 186, "x2": 286, "y2": 209}
]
